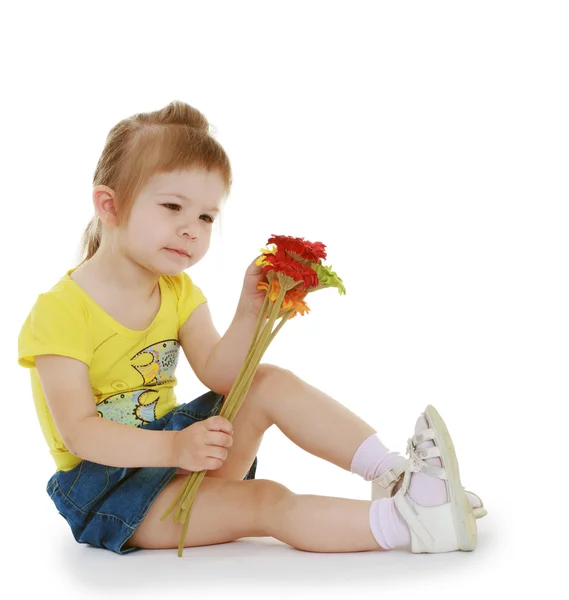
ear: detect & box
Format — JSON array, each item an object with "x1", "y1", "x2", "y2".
[{"x1": 93, "y1": 185, "x2": 118, "y2": 227}]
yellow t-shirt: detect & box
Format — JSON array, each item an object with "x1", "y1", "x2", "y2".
[{"x1": 18, "y1": 267, "x2": 207, "y2": 472}]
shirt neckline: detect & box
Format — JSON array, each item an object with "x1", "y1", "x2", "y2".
[{"x1": 64, "y1": 267, "x2": 166, "y2": 337}]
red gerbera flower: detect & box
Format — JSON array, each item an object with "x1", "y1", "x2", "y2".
[
  {"x1": 261, "y1": 250, "x2": 319, "y2": 291},
  {"x1": 267, "y1": 234, "x2": 327, "y2": 262}
]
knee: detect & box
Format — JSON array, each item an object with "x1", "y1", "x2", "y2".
[
  {"x1": 255, "y1": 363, "x2": 290, "y2": 385},
  {"x1": 249, "y1": 363, "x2": 290, "y2": 407},
  {"x1": 253, "y1": 478, "x2": 290, "y2": 505},
  {"x1": 245, "y1": 364, "x2": 291, "y2": 430},
  {"x1": 251, "y1": 479, "x2": 291, "y2": 530}
]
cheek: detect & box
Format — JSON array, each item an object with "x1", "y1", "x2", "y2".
[{"x1": 126, "y1": 213, "x2": 163, "y2": 246}]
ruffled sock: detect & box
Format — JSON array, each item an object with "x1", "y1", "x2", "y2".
[
  {"x1": 369, "y1": 414, "x2": 447, "y2": 549},
  {"x1": 350, "y1": 433, "x2": 406, "y2": 482}
]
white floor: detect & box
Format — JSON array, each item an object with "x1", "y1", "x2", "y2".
[
  {"x1": 14, "y1": 513, "x2": 499, "y2": 600},
  {"x1": 6, "y1": 439, "x2": 553, "y2": 600}
]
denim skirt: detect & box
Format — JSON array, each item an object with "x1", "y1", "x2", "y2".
[{"x1": 46, "y1": 391, "x2": 258, "y2": 555}]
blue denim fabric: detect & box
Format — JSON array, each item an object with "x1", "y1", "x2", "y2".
[{"x1": 46, "y1": 391, "x2": 258, "y2": 555}]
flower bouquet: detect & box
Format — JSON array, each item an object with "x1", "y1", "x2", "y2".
[{"x1": 161, "y1": 234, "x2": 346, "y2": 556}]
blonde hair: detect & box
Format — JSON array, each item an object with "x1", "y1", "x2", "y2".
[{"x1": 79, "y1": 100, "x2": 232, "y2": 262}]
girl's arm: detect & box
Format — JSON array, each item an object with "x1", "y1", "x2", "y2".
[{"x1": 35, "y1": 354, "x2": 179, "y2": 469}]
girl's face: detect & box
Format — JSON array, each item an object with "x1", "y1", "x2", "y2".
[{"x1": 122, "y1": 168, "x2": 224, "y2": 276}]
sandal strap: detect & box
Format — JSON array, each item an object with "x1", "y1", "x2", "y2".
[
  {"x1": 420, "y1": 464, "x2": 447, "y2": 479},
  {"x1": 413, "y1": 428, "x2": 435, "y2": 445},
  {"x1": 371, "y1": 461, "x2": 407, "y2": 489},
  {"x1": 415, "y1": 446, "x2": 441, "y2": 460},
  {"x1": 401, "y1": 436, "x2": 447, "y2": 492},
  {"x1": 413, "y1": 446, "x2": 447, "y2": 479},
  {"x1": 393, "y1": 433, "x2": 449, "y2": 549},
  {"x1": 393, "y1": 491, "x2": 435, "y2": 548},
  {"x1": 372, "y1": 429, "x2": 448, "y2": 494}
]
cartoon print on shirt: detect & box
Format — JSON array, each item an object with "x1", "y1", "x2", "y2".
[
  {"x1": 96, "y1": 389, "x2": 159, "y2": 426},
  {"x1": 95, "y1": 339, "x2": 181, "y2": 427},
  {"x1": 131, "y1": 339, "x2": 180, "y2": 385}
]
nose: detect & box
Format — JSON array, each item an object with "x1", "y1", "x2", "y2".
[{"x1": 178, "y1": 224, "x2": 199, "y2": 240}]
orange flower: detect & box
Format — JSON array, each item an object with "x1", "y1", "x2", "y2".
[
  {"x1": 257, "y1": 280, "x2": 310, "y2": 318},
  {"x1": 282, "y1": 286, "x2": 310, "y2": 317}
]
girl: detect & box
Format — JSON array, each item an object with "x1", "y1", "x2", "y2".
[{"x1": 18, "y1": 100, "x2": 485, "y2": 556}]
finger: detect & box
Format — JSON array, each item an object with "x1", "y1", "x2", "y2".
[
  {"x1": 206, "y1": 445, "x2": 229, "y2": 462},
  {"x1": 205, "y1": 416, "x2": 233, "y2": 435},
  {"x1": 207, "y1": 431, "x2": 234, "y2": 447}
]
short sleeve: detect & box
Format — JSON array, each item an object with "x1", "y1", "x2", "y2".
[
  {"x1": 170, "y1": 272, "x2": 208, "y2": 329},
  {"x1": 18, "y1": 293, "x2": 94, "y2": 368}
]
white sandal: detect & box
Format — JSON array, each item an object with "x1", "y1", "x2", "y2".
[
  {"x1": 391, "y1": 404, "x2": 478, "y2": 553},
  {"x1": 372, "y1": 463, "x2": 487, "y2": 519}
]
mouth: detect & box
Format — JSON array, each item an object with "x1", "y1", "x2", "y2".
[{"x1": 166, "y1": 248, "x2": 191, "y2": 258}]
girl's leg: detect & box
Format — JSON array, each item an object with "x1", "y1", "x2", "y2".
[
  {"x1": 265, "y1": 488, "x2": 381, "y2": 552},
  {"x1": 128, "y1": 403, "x2": 471, "y2": 554},
  {"x1": 209, "y1": 363, "x2": 386, "y2": 481},
  {"x1": 209, "y1": 364, "x2": 482, "y2": 525},
  {"x1": 126, "y1": 474, "x2": 381, "y2": 552}
]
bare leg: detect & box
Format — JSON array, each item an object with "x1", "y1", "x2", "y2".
[
  {"x1": 128, "y1": 476, "x2": 383, "y2": 553},
  {"x1": 260, "y1": 366, "x2": 377, "y2": 471},
  {"x1": 264, "y1": 485, "x2": 381, "y2": 552},
  {"x1": 210, "y1": 365, "x2": 482, "y2": 522},
  {"x1": 209, "y1": 364, "x2": 379, "y2": 481}
]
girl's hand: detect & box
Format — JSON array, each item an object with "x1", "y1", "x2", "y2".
[
  {"x1": 172, "y1": 415, "x2": 234, "y2": 473},
  {"x1": 238, "y1": 255, "x2": 268, "y2": 318}
]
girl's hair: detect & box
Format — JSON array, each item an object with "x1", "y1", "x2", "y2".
[{"x1": 79, "y1": 100, "x2": 232, "y2": 262}]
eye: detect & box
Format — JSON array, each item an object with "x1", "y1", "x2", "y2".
[
  {"x1": 163, "y1": 203, "x2": 214, "y2": 223},
  {"x1": 163, "y1": 203, "x2": 182, "y2": 212}
]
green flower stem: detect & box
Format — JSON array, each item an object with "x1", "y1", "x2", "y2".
[
  {"x1": 178, "y1": 471, "x2": 203, "y2": 514},
  {"x1": 160, "y1": 476, "x2": 189, "y2": 521},
  {"x1": 178, "y1": 292, "x2": 285, "y2": 515},
  {"x1": 251, "y1": 294, "x2": 270, "y2": 346},
  {"x1": 224, "y1": 287, "x2": 286, "y2": 417},
  {"x1": 163, "y1": 284, "x2": 295, "y2": 558},
  {"x1": 236, "y1": 294, "x2": 270, "y2": 379},
  {"x1": 161, "y1": 295, "x2": 272, "y2": 526},
  {"x1": 178, "y1": 484, "x2": 197, "y2": 556},
  {"x1": 222, "y1": 300, "x2": 271, "y2": 409},
  {"x1": 268, "y1": 309, "x2": 294, "y2": 344},
  {"x1": 225, "y1": 309, "x2": 295, "y2": 422},
  {"x1": 161, "y1": 468, "x2": 200, "y2": 524}
]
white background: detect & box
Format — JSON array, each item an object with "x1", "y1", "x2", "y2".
[{"x1": 2, "y1": 1, "x2": 567, "y2": 598}]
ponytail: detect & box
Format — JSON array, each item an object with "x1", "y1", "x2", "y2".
[{"x1": 79, "y1": 215, "x2": 102, "y2": 263}]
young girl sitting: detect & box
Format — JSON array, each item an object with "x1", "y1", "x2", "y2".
[{"x1": 18, "y1": 100, "x2": 485, "y2": 556}]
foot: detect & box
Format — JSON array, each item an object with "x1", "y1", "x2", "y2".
[
  {"x1": 392, "y1": 405, "x2": 478, "y2": 553},
  {"x1": 372, "y1": 452, "x2": 487, "y2": 519}
]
